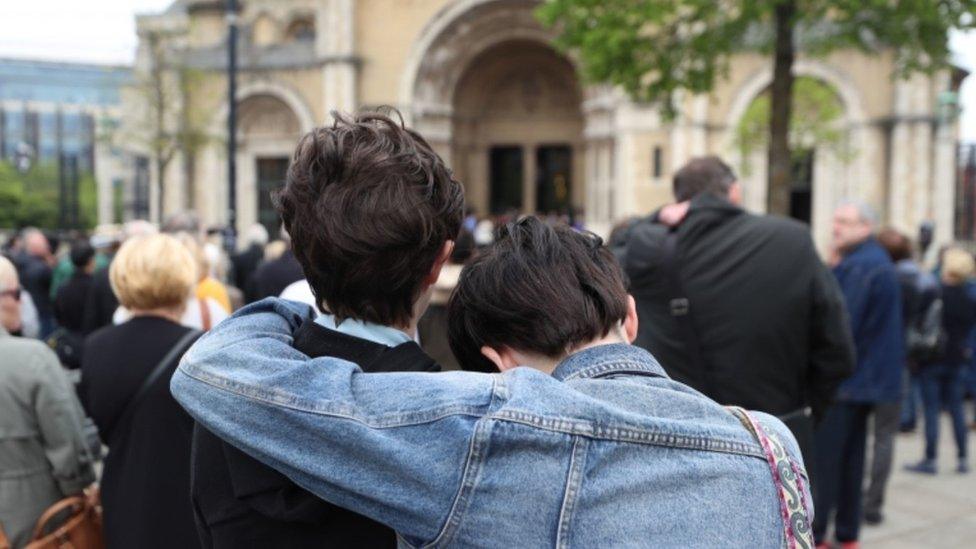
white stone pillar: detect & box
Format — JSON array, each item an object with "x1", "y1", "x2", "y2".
[
  {"x1": 887, "y1": 77, "x2": 913, "y2": 232},
  {"x1": 321, "y1": 0, "x2": 357, "y2": 117}
]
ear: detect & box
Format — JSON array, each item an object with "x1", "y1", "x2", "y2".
[
  {"x1": 424, "y1": 240, "x2": 454, "y2": 287},
  {"x1": 728, "y1": 182, "x2": 743, "y2": 206},
  {"x1": 480, "y1": 345, "x2": 521, "y2": 372},
  {"x1": 624, "y1": 295, "x2": 639, "y2": 344}
]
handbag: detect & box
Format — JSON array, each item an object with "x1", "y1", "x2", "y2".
[
  {"x1": 10, "y1": 329, "x2": 202, "y2": 549},
  {"x1": 23, "y1": 487, "x2": 104, "y2": 549}
]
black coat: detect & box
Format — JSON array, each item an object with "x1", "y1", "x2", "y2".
[
  {"x1": 53, "y1": 272, "x2": 92, "y2": 333},
  {"x1": 19, "y1": 254, "x2": 53, "y2": 318},
  {"x1": 615, "y1": 194, "x2": 855, "y2": 422},
  {"x1": 190, "y1": 319, "x2": 438, "y2": 548},
  {"x1": 249, "y1": 250, "x2": 304, "y2": 302},
  {"x1": 81, "y1": 267, "x2": 118, "y2": 335},
  {"x1": 80, "y1": 316, "x2": 202, "y2": 549},
  {"x1": 231, "y1": 245, "x2": 264, "y2": 302}
]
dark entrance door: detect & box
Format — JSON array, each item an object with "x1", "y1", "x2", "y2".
[
  {"x1": 790, "y1": 149, "x2": 814, "y2": 225},
  {"x1": 536, "y1": 145, "x2": 572, "y2": 214},
  {"x1": 489, "y1": 146, "x2": 523, "y2": 214},
  {"x1": 256, "y1": 157, "x2": 289, "y2": 238}
]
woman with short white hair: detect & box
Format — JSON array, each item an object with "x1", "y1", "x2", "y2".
[{"x1": 79, "y1": 234, "x2": 203, "y2": 549}]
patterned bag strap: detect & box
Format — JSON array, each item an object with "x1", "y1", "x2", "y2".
[{"x1": 727, "y1": 406, "x2": 814, "y2": 549}]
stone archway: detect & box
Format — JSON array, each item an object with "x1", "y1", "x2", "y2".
[
  {"x1": 200, "y1": 83, "x2": 312, "y2": 234},
  {"x1": 722, "y1": 61, "x2": 873, "y2": 252},
  {"x1": 452, "y1": 40, "x2": 583, "y2": 215},
  {"x1": 400, "y1": 0, "x2": 587, "y2": 216}
]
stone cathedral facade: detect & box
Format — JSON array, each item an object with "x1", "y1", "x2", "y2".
[{"x1": 123, "y1": 0, "x2": 968, "y2": 254}]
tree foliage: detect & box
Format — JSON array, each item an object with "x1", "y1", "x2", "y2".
[
  {"x1": 537, "y1": 0, "x2": 976, "y2": 116},
  {"x1": 0, "y1": 161, "x2": 98, "y2": 230}
]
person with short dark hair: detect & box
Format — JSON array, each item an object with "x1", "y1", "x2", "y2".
[
  {"x1": 53, "y1": 240, "x2": 96, "y2": 336},
  {"x1": 171, "y1": 217, "x2": 813, "y2": 547},
  {"x1": 188, "y1": 110, "x2": 462, "y2": 548},
  {"x1": 614, "y1": 156, "x2": 855, "y2": 474}
]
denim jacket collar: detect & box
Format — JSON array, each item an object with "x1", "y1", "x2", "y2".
[{"x1": 551, "y1": 343, "x2": 670, "y2": 382}]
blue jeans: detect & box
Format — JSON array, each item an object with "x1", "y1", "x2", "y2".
[
  {"x1": 900, "y1": 369, "x2": 920, "y2": 429},
  {"x1": 813, "y1": 402, "x2": 871, "y2": 544},
  {"x1": 919, "y1": 364, "x2": 968, "y2": 460}
]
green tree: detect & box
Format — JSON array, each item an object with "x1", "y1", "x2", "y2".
[
  {"x1": 0, "y1": 160, "x2": 98, "y2": 230},
  {"x1": 735, "y1": 76, "x2": 851, "y2": 175},
  {"x1": 537, "y1": 0, "x2": 976, "y2": 215}
]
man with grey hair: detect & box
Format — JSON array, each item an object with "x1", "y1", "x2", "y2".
[
  {"x1": 614, "y1": 156, "x2": 855, "y2": 478},
  {"x1": 813, "y1": 200, "x2": 904, "y2": 547}
]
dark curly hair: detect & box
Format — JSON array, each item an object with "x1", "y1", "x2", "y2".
[{"x1": 274, "y1": 109, "x2": 464, "y2": 326}]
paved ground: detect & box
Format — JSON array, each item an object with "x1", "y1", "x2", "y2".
[{"x1": 860, "y1": 415, "x2": 976, "y2": 548}]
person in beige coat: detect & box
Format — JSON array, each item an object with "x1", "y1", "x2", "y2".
[{"x1": 0, "y1": 255, "x2": 94, "y2": 548}]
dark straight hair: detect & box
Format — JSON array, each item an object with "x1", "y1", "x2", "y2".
[{"x1": 447, "y1": 217, "x2": 629, "y2": 372}]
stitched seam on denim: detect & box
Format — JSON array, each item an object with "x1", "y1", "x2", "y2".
[
  {"x1": 492, "y1": 410, "x2": 764, "y2": 459},
  {"x1": 425, "y1": 418, "x2": 491, "y2": 549},
  {"x1": 177, "y1": 366, "x2": 487, "y2": 428},
  {"x1": 556, "y1": 436, "x2": 588, "y2": 549},
  {"x1": 562, "y1": 360, "x2": 663, "y2": 381}
]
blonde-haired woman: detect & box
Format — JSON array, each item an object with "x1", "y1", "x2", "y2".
[
  {"x1": 79, "y1": 234, "x2": 202, "y2": 549},
  {"x1": 906, "y1": 246, "x2": 976, "y2": 475}
]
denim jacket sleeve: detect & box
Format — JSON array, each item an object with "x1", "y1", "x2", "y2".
[{"x1": 170, "y1": 299, "x2": 499, "y2": 546}]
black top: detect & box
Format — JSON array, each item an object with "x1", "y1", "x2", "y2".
[
  {"x1": 80, "y1": 316, "x2": 202, "y2": 549},
  {"x1": 19, "y1": 254, "x2": 53, "y2": 317},
  {"x1": 231, "y1": 245, "x2": 264, "y2": 303},
  {"x1": 53, "y1": 272, "x2": 92, "y2": 333},
  {"x1": 617, "y1": 194, "x2": 855, "y2": 422},
  {"x1": 939, "y1": 283, "x2": 976, "y2": 366},
  {"x1": 191, "y1": 319, "x2": 438, "y2": 548},
  {"x1": 250, "y1": 250, "x2": 304, "y2": 302},
  {"x1": 81, "y1": 267, "x2": 118, "y2": 335}
]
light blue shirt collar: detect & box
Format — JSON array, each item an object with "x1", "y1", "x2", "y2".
[{"x1": 314, "y1": 313, "x2": 413, "y2": 348}]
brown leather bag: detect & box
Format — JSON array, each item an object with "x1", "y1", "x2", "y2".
[
  {"x1": 0, "y1": 520, "x2": 12, "y2": 549},
  {"x1": 23, "y1": 487, "x2": 104, "y2": 549}
]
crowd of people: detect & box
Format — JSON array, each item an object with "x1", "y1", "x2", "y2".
[{"x1": 1, "y1": 110, "x2": 975, "y2": 548}]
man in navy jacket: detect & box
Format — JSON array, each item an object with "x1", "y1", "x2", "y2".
[{"x1": 814, "y1": 200, "x2": 904, "y2": 549}]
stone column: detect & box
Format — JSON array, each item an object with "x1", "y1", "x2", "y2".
[{"x1": 320, "y1": 0, "x2": 357, "y2": 116}]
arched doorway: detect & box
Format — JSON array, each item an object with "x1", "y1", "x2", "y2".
[
  {"x1": 236, "y1": 94, "x2": 302, "y2": 237},
  {"x1": 723, "y1": 62, "x2": 871, "y2": 252},
  {"x1": 451, "y1": 41, "x2": 583, "y2": 215}
]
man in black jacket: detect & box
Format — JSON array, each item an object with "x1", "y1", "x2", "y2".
[
  {"x1": 614, "y1": 156, "x2": 855, "y2": 468},
  {"x1": 189, "y1": 111, "x2": 463, "y2": 547}
]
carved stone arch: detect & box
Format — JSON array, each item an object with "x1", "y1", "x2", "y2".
[
  {"x1": 399, "y1": 0, "x2": 576, "y2": 133},
  {"x1": 209, "y1": 80, "x2": 316, "y2": 137},
  {"x1": 721, "y1": 59, "x2": 874, "y2": 254},
  {"x1": 283, "y1": 10, "x2": 316, "y2": 42},
  {"x1": 722, "y1": 60, "x2": 869, "y2": 153}
]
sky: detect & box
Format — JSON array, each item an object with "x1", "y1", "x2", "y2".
[{"x1": 0, "y1": 0, "x2": 974, "y2": 143}]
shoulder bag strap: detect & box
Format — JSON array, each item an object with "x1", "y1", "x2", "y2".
[
  {"x1": 727, "y1": 406, "x2": 814, "y2": 549},
  {"x1": 661, "y1": 230, "x2": 712, "y2": 393},
  {"x1": 116, "y1": 329, "x2": 202, "y2": 430}
]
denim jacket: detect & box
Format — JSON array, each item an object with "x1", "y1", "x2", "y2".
[{"x1": 171, "y1": 299, "x2": 812, "y2": 548}]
